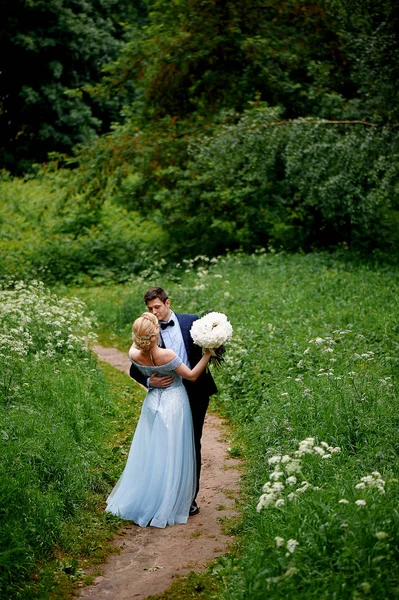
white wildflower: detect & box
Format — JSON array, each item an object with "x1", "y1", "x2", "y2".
[
  {"x1": 286, "y1": 459, "x2": 302, "y2": 474},
  {"x1": 275, "y1": 536, "x2": 285, "y2": 548},
  {"x1": 286, "y1": 476, "x2": 297, "y2": 486},
  {"x1": 270, "y1": 470, "x2": 284, "y2": 481},
  {"x1": 286, "y1": 539, "x2": 299, "y2": 554},
  {"x1": 338, "y1": 499, "x2": 349, "y2": 504},
  {"x1": 275, "y1": 499, "x2": 285, "y2": 508},
  {"x1": 355, "y1": 499, "x2": 367, "y2": 507}
]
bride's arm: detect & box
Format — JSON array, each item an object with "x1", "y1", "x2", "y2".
[{"x1": 175, "y1": 350, "x2": 211, "y2": 381}]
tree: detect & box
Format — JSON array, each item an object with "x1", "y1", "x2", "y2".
[{"x1": 0, "y1": 0, "x2": 147, "y2": 172}]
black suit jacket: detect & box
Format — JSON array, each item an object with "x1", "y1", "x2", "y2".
[{"x1": 129, "y1": 313, "x2": 217, "y2": 399}]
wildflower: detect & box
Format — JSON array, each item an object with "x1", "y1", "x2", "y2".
[
  {"x1": 286, "y1": 459, "x2": 302, "y2": 474},
  {"x1": 268, "y1": 455, "x2": 282, "y2": 465},
  {"x1": 355, "y1": 499, "x2": 367, "y2": 507},
  {"x1": 270, "y1": 470, "x2": 284, "y2": 481},
  {"x1": 375, "y1": 531, "x2": 388, "y2": 540},
  {"x1": 313, "y1": 446, "x2": 325, "y2": 456},
  {"x1": 281, "y1": 455, "x2": 291, "y2": 464},
  {"x1": 296, "y1": 482, "x2": 310, "y2": 493},
  {"x1": 286, "y1": 476, "x2": 297, "y2": 486},
  {"x1": 286, "y1": 539, "x2": 299, "y2": 554},
  {"x1": 287, "y1": 492, "x2": 298, "y2": 502},
  {"x1": 275, "y1": 499, "x2": 285, "y2": 508},
  {"x1": 275, "y1": 536, "x2": 284, "y2": 548},
  {"x1": 272, "y1": 482, "x2": 284, "y2": 492},
  {"x1": 356, "y1": 473, "x2": 385, "y2": 494},
  {"x1": 338, "y1": 499, "x2": 349, "y2": 504}
]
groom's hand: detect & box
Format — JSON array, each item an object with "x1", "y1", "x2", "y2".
[{"x1": 149, "y1": 373, "x2": 174, "y2": 388}]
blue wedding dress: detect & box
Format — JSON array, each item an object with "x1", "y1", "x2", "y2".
[{"x1": 105, "y1": 355, "x2": 196, "y2": 528}]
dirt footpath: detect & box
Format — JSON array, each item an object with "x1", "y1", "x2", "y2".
[{"x1": 78, "y1": 345, "x2": 241, "y2": 600}]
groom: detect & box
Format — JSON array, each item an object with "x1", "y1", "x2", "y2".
[{"x1": 129, "y1": 287, "x2": 217, "y2": 516}]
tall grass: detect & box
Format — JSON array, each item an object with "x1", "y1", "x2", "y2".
[
  {"x1": 0, "y1": 281, "x2": 125, "y2": 598},
  {"x1": 72, "y1": 251, "x2": 399, "y2": 598}
]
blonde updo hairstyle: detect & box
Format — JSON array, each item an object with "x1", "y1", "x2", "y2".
[{"x1": 132, "y1": 312, "x2": 159, "y2": 351}]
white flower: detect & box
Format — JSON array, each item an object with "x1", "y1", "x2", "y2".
[
  {"x1": 286, "y1": 476, "x2": 297, "y2": 486},
  {"x1": 275, "y1": 499, "x2": 285, "y2": 508},
  {"x1": 287, "y1": 492, "x2": 298, "y2": 502},
  {"x1": 270, "y1": 470, "x2": 284, "y2": 481},
  {"x1": 285, "y1": 459, "x2": 302, "y2": 474},
  {"x1": 355, "y1": 499, "x2": 367, "y2": 507},
  {"x1": 375, "y1": 531, "x2": 388, "y2": 540},
  {"x1": 272, "y1": 482, "x2": 285, "y2": 492},
  {"x1": 338, "y1": 499, "x2": 349, "y2": 504},
  {"x1": 268, "y1": 455, "x2": 282, "y2": 465},
  {"x1": 296, "y1": 482, "x2": 310, "y2": 493},
  {"x1": 286, "y1": 539, "x2": 299, "y2": 554},
  {"x1": 190, "y1": 312, "x2": 233, "y2": 349},
  {"x1": 275, "y1": 536, "x2": 285, "y2": 548}
]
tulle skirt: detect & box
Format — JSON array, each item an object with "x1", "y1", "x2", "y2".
[{"x1": 105, "y1": 383, "x2": 196, "y2": 528}]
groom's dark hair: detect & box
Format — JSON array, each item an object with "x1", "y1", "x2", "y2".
[{"x1": 144, "y1": 287, "x2": 169, "y2": 304}]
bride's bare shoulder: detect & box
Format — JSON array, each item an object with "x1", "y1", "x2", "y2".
[
  {"x1": 128, "y1": 344, "x2": 140, "y2": 361},
  {"x1": 156, "y1": 348, "x2": 177, "y2": 364}
]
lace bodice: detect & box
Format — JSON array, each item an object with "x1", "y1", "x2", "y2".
[{"x1": 131, "y1": 355, "x2": 183, "y2": 388}]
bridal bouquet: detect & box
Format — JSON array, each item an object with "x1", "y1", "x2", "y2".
[{"x1": 190, "y1": 312, "x2": 233, "y2": 368}]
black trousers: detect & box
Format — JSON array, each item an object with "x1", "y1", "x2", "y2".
[{"x1": 187, "y1": 390, "x2": 210, "y2": 500}]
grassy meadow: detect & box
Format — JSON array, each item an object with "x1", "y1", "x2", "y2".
[
  {"x1": 69, "y1": 251, "x2": 399, "y2": 599},
  {"x1": 1, "y1": 251, "x2": 398, "y2": 598}
]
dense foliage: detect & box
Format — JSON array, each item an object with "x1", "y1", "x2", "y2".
[
  {"x1": 0, "y1": 0, "x2": 147, "y2": 172},
  {"x1": 0, "y1": 171, "x2": 163, "y2": 285},
  {"x1": 1, "y1": 0, "x2": 399, "y2": 260}
]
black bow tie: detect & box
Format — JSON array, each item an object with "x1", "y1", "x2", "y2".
[{"x1": 160, "y1": 320, "x2": 175, "y2": 330}]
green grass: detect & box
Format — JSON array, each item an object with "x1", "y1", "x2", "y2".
[
  {"x1": 68, "y1": 250, "x2": 399, "y2": 599},
  {"x1": 3, "y1": 251, "x2": 398, "y2": 598},
  {"x1": 0, "y1": 282, "x2": 146, "y2": 598}
]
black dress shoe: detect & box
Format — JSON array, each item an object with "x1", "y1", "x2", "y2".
[{"x1": 189, "y1": 502, "x2": 200, "y2": 516}]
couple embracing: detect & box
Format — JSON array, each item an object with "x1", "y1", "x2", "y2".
[{"x1": 105, "y1": 287, "x2": 217, "y2": 528}]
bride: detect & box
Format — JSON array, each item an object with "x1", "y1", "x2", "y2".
[{"x1": 105, "y1": 312, "x2": 211, "y2": 528}]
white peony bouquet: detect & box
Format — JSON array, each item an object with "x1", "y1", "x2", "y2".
[{"x1": 190, "y1": 312, "x2": 233, "y2": 368}]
